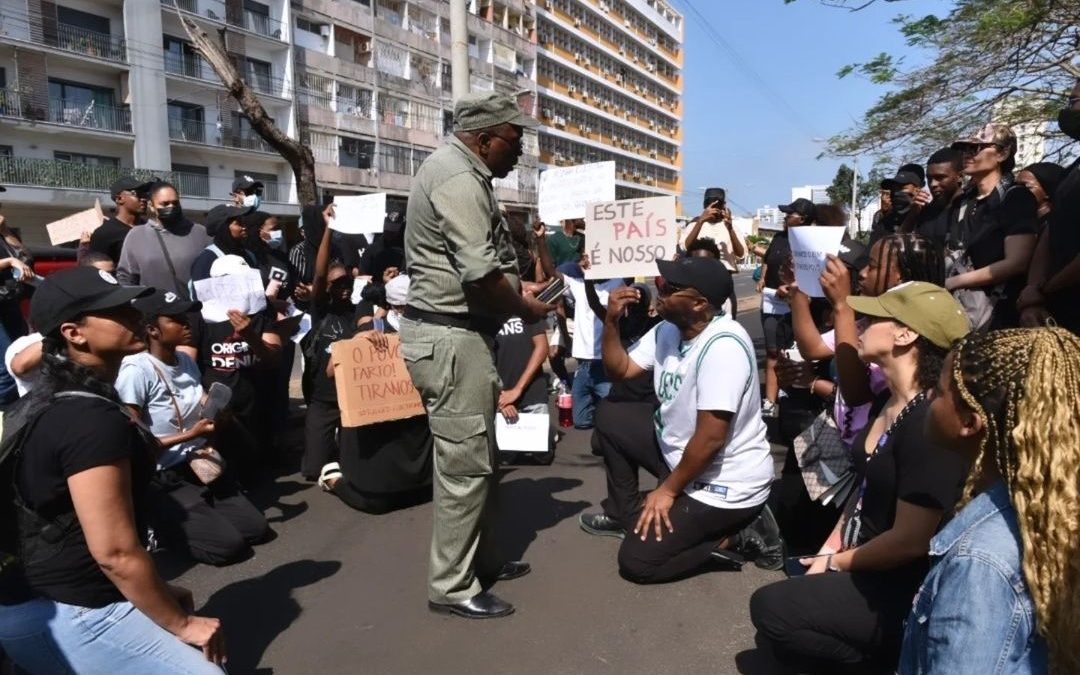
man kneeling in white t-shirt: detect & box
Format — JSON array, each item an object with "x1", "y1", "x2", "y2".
[{"x1": 579, "y1": 257, "x2": 774, "y2": 583}]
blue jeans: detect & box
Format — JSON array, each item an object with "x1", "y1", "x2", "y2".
[
  {"x1": 0, "y1": 598, "x2": 225, "y2": 675},
  {"x1": 571, "y1": 359, "x2": 611, "y2": 429},
  {"x1": 0, "y1": 300, "x2": 27, "y2": 406}
]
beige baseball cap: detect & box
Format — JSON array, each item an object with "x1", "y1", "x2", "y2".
[{"x1": 846, "y1": 282, "x2": 971, "y2": 349}]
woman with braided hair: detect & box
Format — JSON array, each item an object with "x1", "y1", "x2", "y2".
[{"x1": 900, "y1": 327, "x2": 1080, "y2": 675}]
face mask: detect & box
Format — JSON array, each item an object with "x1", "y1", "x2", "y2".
[
  {"x1": 242, "y1": 193, "x2": 262, "y2": 209},
  {"x1": 267, "y1": 230, "x2": 284, "y2": 248},
  {"x1": 890, "y1": 190, "x2": 914, "y2": 215},
  {"x1": 1058, "y1": 108, "x2": 1080, "y2": 141},
  {"x1": 157, "y1": 205, "x2": 182, "y2": 225}
]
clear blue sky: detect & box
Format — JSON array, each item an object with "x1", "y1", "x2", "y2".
[{"x1": 677, "y1": 0, "x2": 944, "y2": 215}]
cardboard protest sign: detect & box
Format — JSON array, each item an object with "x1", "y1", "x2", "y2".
[
  {"x1": 788, "y1": 226, "x2": 846, "y2": 297},
  {"x1": 496, "y1": 412, "x2": 550, "y2": 453},
  {"x1": 328, "y1": 193, "x2": 387, "y2": 235},
  {"x1": 193, "y1": 268, "x2": 267, "y2": 322},
  {"x1": 330, "y1": 333, "x2": 425, "y2": 427},
  {"x1": 583, "y1": 196, "x2": 677, "y2": 280},
  {"x1": 538, "y1": 161, "x2": 615, "y2": 224},
  {"x1": 45, "y1": 200, "x2": 104, "y2": 245}
]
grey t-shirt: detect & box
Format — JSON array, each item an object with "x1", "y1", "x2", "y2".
[
  {"x1": 115, "y1": 352, "x2": 205, "y2": 470},
  {"x1": 117, "y1": 219, "x2": 210, "y2": 294}
]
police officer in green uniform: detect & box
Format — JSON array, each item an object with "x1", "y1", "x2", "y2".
[{"x1": 401, "y1": 91, "x2": 553, "y2": 619}]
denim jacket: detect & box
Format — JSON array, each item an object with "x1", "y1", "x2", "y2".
[{"x1": 898, "y1": 481, "x2": 1047, "y2": 675}]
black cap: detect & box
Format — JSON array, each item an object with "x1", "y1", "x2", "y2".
[
  {"x1": 231, "y1": 175, "x2": 264, "y2": 193},
  {"x1": 205, "y1": 203, "x2": 253, "y2": 236},
  {"x1": 110, "y1": 176, "x2": 154, "y2": 198},
  {"x1": 656, "y1": 257, "x2": 734, "y2": 311},
  {"x1": 132, "y1": 288, "x2": 201, "y2": 319},
  {"x1": 30, "y1": 267, "x2": 152, "y2": 336},
  {"x1": 836, "y1": 237, "x2": 869, "y2": 271},
  {"x1": 778, "y1": 198, "x2": 816, "y2": 220},
  {"x1": 881, "y1": 170, "x2": 924, "y2": 190},
  {"x1": 703, "y1": 187, "x2": 726, "y2": 207}
]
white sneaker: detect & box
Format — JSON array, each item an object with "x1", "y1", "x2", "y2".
[{"x1": 761, "y1": 400, "x2": 778, "y2": 418}]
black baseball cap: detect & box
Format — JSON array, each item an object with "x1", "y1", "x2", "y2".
[
  {"x1": 30, "y1": 267, "x2": 152, "y2": 335},
  {"x1": 132, "y1": 289, "x2": 201, "y2": 319},
  {"x1": 110, "y1": 176, "x2": 154, "y2": 198},
  {"x1": 881, "y1": 170, "x2": 924, "y2": 190},
  {"x1": 778, "y1": 198, "x2": 816, "y2": 221},
  {"x1": 836, "y1": 237, "x2": 869, "y2": 271},
  {"x1": 656, "y1": 257, "x2": 733, "y2": 311},
  {"x1": 205, "y1": 203, "x2": 253, "y2": 236},
  {"x1": 231, "y1": 175, "x2": 264, "y2": 193}
]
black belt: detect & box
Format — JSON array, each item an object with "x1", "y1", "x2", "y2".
[{"x1": 404, "y1": 305, "x2": 500, "y2": 335}]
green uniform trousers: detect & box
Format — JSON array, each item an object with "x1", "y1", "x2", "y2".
[{"x1": 400, "y1": 317, "x2": 503, "y2": 603}]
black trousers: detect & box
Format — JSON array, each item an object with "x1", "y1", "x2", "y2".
[
  {"x1": 591, "y1": 399, "x2": 761, "y2": 584},
  {"x1": 302, "y1": 398, "x2": 341, "y2": 479},
  {"x1": 331, "y1": 481, "x2": 432, "y2": 514},
  {"x1": 147, "y1": 470, "x2": 270, "y2": 566},
  {"x1": 749, "y1": 570, "x2": 921, "y2": 674}
]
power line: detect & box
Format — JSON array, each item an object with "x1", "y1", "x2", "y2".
[{"x1": 673, "y1": 0, "x2": 819, "y2": 139}]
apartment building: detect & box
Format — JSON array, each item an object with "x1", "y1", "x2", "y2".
[
  {"x1": 535, "y1": 0, "x2": 683, "y2": 201},
  {"x1": 289, "y1": 0, "x2": 539, "y2": 216},
  {"x1": 0, "y1": 0, "x2": 301, "y2": 244}
]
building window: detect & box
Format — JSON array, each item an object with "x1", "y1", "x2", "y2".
[
  {"x1": 295, "y1": 16, "x2": 325, "y2": 35},
  {"x1": 340, "y1": 137, "x2": 375, "y2": 169},
  {"x1": 48, "y1": 80, "x2": 115, "y2": 108},
  {"x1": 0, "y1": 145, "x2": 12, "y2": 157},
  {"x1": 53, "y1": 151, "x2": 120, "y2": 167},
  {"x1": 378, "y1": 143, "x2": 411, "y2": 175},
  {"x1": 167, "y1": 102, "x2": 205, "y2": 142},
  {"x1": 171, "y1": 163, "x2": 209, "y2": 197},
  {"x1": 234, "y1": 170, "x2": 279, "y2": 201},
  {"x1": 244, "y1": 57, "x2": 273, "y2": 93},
  {"x1": 163, "y1": 36, "x2": 201, "y2": 77},
  {"x1": 56, "y1": 6, "x2": 110, "y2": 35}
]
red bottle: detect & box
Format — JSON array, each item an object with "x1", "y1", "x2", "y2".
[{"x1": 557, "y1": 390, "x2": 573, "y2": 428}]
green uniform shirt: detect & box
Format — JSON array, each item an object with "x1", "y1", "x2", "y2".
[
  {"x1": 546, "y1": 229, "x2": 584, "y2": 266},
  {"x1": 404, "y1": 135, "x2": 519, "y2": 318}
]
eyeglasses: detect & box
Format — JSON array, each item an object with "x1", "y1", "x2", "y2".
[
  {"x1": 655, "y1": 277, "x2": 693, "y2": 297},
  {"x1": 488, "y1": 130, "x2": 522, "y2": 148},
  {"x1": 956, "y1": 143, "x2": 999, "y2": 157}
]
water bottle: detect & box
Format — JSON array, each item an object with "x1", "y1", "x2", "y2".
[{"x1": 556, "y1": 381, "x2": 573, "y2": 428}]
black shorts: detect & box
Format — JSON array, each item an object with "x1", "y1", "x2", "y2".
[{"x1": 761, "y1": 312, "x2": 794, "y2": 352}]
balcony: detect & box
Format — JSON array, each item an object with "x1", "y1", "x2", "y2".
[
  {"x1": 47, "y1": 23, "x2": 127, "y2": 63},
  {"x1": 161, "y1": 0, "x2": 286, "y2": 42},
  {"x1": 173, "y1": 172, "x2": 287, "y2": 202},
  {"x1": 164, "y1": 52, "x2": 213, "y2": 82},
  {"x1": 0, "y1": 88, "x2": 132, "y2": 134},
  {"x1": 0, "y1": 156, "x2": 157, "y2": 193},
  {"x1": 167, "y1": 118, "x2": 276, "y2": 154}
]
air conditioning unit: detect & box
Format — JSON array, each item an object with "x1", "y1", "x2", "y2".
[
  {"x1": 567, "y1": 84, "x2": 576, "y2": 94},
  {"x1": 542, "y1": 107, "x2": 552, "y2": 118},
  {"x1": 648, "y1": 120, "x2": 655, "y2": 129},
  {"x1": 624, "y1": 19, "x2": 631, "y2": 28},
  {"x1": 599, "y1": 1, "x2": 609, "y2": 12},
  {"x1": 574, "y1": 18, "x2": 581, "y2": 27},
  {"x1": 574, "y1": 52, "x2": 582, "y2": 62},
  {"x1": 618, "y1": 47, "x2": 625, "y2": 55},
  {"x1": 649, "y1": 38, "x2": 657, "y2": 47},
  {"x1": 319, "y1": 24, "x2": 332, "y2": 37},
  {"x1": 615, "y1": 74, "x2": 623, "y2": 83},
  {"x1": 649, "y1": 150, "x2": 656, "y2": 157},
  {"x1": 360, "y1": 42, "x2": 373, "y2": 53},
  {"x1": 583, "y1": 125, "x2": 592, "y2": 134},
  {"x1": 647, "y1": 63, "x2": 655, "y2": 72},
  {"x1": 544, "y1": 1, "x2": 553, "y2": 9},
  {"x1": 583, "y1": 57, "x2": 591, "y2": 66}
]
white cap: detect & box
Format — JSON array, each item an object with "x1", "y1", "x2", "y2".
[
  {"x1": 384, "y1": 274, "x2": 410, "y2": 306},
  {"x1": 209, "y1": 254, "x2": 251, "y2": 278}
]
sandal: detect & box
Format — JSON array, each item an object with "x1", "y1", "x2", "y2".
[{"x1": 317, "y1": 462, "x2": 342, "y2": 492}]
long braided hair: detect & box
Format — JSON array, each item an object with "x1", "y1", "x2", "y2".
[
  {"x1": 875, "y1": 233, "x2": 945, "y2": 290},
  {"x1": 953, "y1": 327, "x2": 1080, "y2": 674}
]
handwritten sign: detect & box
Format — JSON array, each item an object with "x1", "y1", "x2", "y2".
[
  {"x1": 330, "y1": 333, "x2": 425, "y2": 427},
  {"x1": 789, "y1": 226, "x2": 846, "y2": 297},
  {"x1": 583, "y1": 196, "x2": 677, "y2": 280},
  {"x1": 45, "y1": 200, "x2": 104, "y2": 245},
  {"x1": 329, "y1": 193, "x2": 386, "y2": 235},
  {"x1": 538, "y1": 161, "x2": 615, "y2": 224},
  {"x1": 193, "y1": 268, "x2": 267, "y2": 322},
  {"x1": 496, "y1": 412, "x2": 550, "y2": 453}
]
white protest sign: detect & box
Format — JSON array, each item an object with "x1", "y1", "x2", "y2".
[
  {"x1": 538, "y1": 161, "x2": 615, "y2": 224},
  {"x1": 328, "y1": 193, "x2": 387, "y2": 235},
  {"x1": 45, "y1": 200, "x2": 104, "y2": 245},
  {"x1": 495, "y1": 412, "x2": 550, "y2": 453},
  {"x1": 788, "y1": 226, "x2": 847, "y2": 297},
  {"x1": 584, "y1": 196, "x2": 677, "y2": 280},
  {"x1": 193, "y1": 268, "x2": 268, "y2": 323}
]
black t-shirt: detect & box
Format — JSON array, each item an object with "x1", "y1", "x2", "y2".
[
  {"x1": 17, "y1": 396, "x2": 154, "y2": 608},
  {"x1": 191, "y1": 312, "x2": 271, "y2": 419},
  {"x1": 1047, "y1": 161, "x2": 1080, "y2": 333},
  {"x1": 253, "y1": 247, "x2": 298, "y2": 301},
  {"x1": 762, "y1": 231, "x2": 791, "y2": 290},
  {"x1": 850, "y1": 398, "x2": 967, "y2": 559},
  {"x1": 495, "y1": 317, "x2": 548, "y2": 408},
  {"x1": 309, "y1": 303, "x2": 359, "y2": 403},
  {"x1": 88, "y1": 218, "x2": 135, "y2": 265},
  {"x1": 914, "y1": 199, "x2": 959, "y2": 250},
  {"x1": 955, "y1": 182, "x2": 1038, "y2": 326}
]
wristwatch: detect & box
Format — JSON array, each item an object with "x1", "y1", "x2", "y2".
[{"x1": 826, "y1": 554, "x2": 841, "y2": 573}]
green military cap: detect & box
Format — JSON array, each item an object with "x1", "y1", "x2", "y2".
[
  {"x1": 453, "y1": 91, "x2": 540, "y2": 132},
  {"x1": 847, "y1": 281, "x2": 971, "y2": 349}
]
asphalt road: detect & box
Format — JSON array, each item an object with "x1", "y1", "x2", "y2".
[{"x1": 168, "y1": 273, "x2": 788, "y2": 675}]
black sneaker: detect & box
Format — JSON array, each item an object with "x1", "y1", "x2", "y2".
[
  {"x1": 731, "y1": 505, "x2": 786, "y2": 571},
  {"x1": 579, "y1": 512, "x2": 626, "y2": 539}
]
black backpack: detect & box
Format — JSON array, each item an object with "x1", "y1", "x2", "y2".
[{"x1": 0, "y1": 391, "x2": 115, "y2": 604}]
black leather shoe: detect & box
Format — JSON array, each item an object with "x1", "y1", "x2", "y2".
[
  {"x1": 495, "y1": 561, "x2": 531, "y2": 581},
  {"x1": 579, "y1": 512, "x2": 626, "y2": 539},
  {"x1": 428, "y1": 591, "x2": 515, "y2": 619},
  {"x1": 730, "y1": 505, "x2": 786, "y2": 571}
]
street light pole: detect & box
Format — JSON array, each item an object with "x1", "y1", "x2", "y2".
[
  {"x1": 850, "y1": 154, "x2": 859, "y2": 237},
  {"x1": 450, "y1": 0, "x2": 470, "y2": 99}
]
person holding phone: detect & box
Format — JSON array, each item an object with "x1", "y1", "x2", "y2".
[
  {"x1": 116, "y1": 289, "x2": 269, "y2": 566},
  {"x1": 681, "y1": 187, "x2": 745, "y2": 316}
]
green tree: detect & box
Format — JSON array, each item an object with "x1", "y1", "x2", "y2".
[
  {"x1": 793, "y1": 0, "x2": 1080, "y2": 161},
  {"x1": 826, "y1": 164, "x2": 886, "y2": 218}
]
